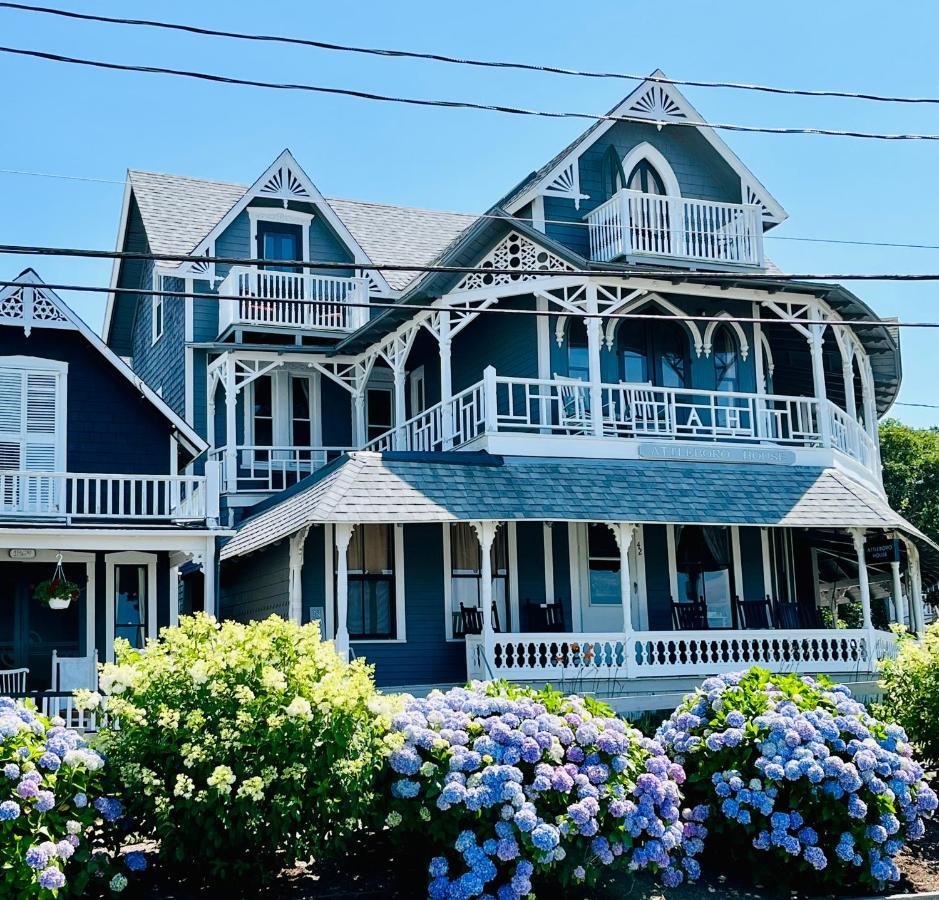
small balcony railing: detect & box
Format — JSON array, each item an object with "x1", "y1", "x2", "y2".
[
  {"x1": 585, "y1": 189, "x2": 764, "y2": 266},
  {"x1": 0, "y1": 470, "x2": 218, "y2": 523},
  {"x1": 211, "y1": 445, "x2": 352, "y2": 494},
  {"x1": 218, "y1": 267, "x2": 370, "y2": 333},
  {"x1": 363, "y1": 369, "x2": 878, "y2": 476}
]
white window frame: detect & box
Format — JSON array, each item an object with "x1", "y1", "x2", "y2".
[
  {"x1": 0, "y1": 356, "x2": 68, "y2": 475},
  {"x1": 151, "y1": 293, "x2": 164, "y2": 345},
  {"x1": 248, "y1": 207, "x2": 313, "y2": 264},
  {"x1": 244, "y1": 370, "x2": 319, "y2": 448},
  {"x1": 104, "y1": 551, "x2": 158, "y2": 663},
  {"x1": 666, "y1": 524, "x2": 743, "y2": 626},
  {"x1": 409, "y1": 365, "x2": 426, "y2": 417}
]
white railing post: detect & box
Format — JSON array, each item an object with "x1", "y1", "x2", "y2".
[
  {"x1": 585, "y1": 284, "x2": 604, "y2": 437},
  {"x1": 619, "y1": 190, "x2": 631, "y2": 256},
  {"x1": 483, "y1": 366, "x2": 498, "y2": 434},
  {"x1": 204, "y1": 461, "x2": 221, "y2": 526}
]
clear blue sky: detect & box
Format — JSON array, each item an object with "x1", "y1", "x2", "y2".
[{"x1": 1, "y1": 1, "x2": 937, "y2": 425}]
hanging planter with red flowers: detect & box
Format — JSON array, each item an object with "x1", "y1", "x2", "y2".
[{"x1": 34, "y1": 554, "x2": 80, "y2": 610}]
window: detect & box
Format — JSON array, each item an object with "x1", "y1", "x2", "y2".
[
  {"x1": 367, "y1": 387, "x2": 393, "y2": 442},
  {"x1": 713, "y1": 325, "x2": 741, "y2": 393},
  {"x1": 768, "y1": 530, "x2": 795, "y2": 604},
  {"x1": 410, "y1": 367, "x2": 426, "y2": 417},
  {"x1": 251, "y1": 375, "x2": 274, "y2": 453},
  {"x1": 587, "y1": 524, "x2": 620, "y2": 606},
  {"x1": 618, "y1": 323, "x2": 649, "y2": 384},
  {"x1": 345, "y1": 524, "x2": 396, "y2": 639},
  {"x1": 152, "y1": 295, "x2": 164, "y2": 344},
  {"x1": 257, "y1": 221, "x2": 302, "y2": 273},
  {"x1": 449, "y1": 523, "x2": 509, "y2": 635},
  {"x1": 0, "y1": 360, "x2": 65, "y2": 508},
  {"x1": 567, "y1": 319, "x2": 590, "y2": 381},
  {"x1": 658, "y1": 322, "x2": 688, "y2": 389},
  {"x1": 291, "y1": 376, "x2": 312, "y2": 446},
  {"x1": 627, "y1": 159, "x2": 668, "y2": 195},
  {"x1": 675, "y1": 525, "x2": 734, "y2": 628},
  {"x1": 114, "y1": 564, "x2": 148, "y2": 649}
]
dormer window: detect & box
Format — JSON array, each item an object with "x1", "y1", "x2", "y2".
[
  {"x1": 626, "y1": 159, "x2": 667, "y2": 196},
  {"x1": 248, "y1": 208, "x2": 312, "y2": 273}
]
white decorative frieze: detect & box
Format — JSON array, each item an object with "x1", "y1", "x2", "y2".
[
  {"x1": 0, "y1": 286, "x2": 71, "y2": 336},
  {"x1": 455, "y1": 232, "x2": 573, "y2": 292}
]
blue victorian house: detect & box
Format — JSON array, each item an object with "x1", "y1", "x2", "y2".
[{"x1": 102, "y1": 73, "x2": 934, "y2": 696}]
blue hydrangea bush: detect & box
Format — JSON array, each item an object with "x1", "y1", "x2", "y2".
[
  {"x1": 92, "y1": 614, "x2": 388, "y2": 883},
  {"x1": 384, "y1": 682, "x2": 701, "y2": 899},
  {"x1": 0, "y1": 697, "x2": 130, "y2": 896},
  {"x1": 657, "y1": 668, "x2": 938, "y2": 890}
]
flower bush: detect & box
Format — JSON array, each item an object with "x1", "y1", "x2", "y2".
[
  {"x1": 878, "y1": 623, "x2": 939, "y2": 764},
  {"x1": 0, "y1": 697, "x2": 129, "y2": 896},
  {"x1": 91, "y1": 614, "x2": 387, "y2": 883},
  {"x1": 657, "y1": 668, "x2": 938, "y2": 890},
  {"x1": 384, "y1": 682, "x2": 700, "y2": 898}
]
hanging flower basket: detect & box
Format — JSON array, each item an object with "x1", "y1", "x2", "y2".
[{"x1": 34, "y1": 555, "x2": 80, "y2": 610}]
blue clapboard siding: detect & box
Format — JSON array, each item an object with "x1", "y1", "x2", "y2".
[
  {"x1": 739, "y1": 528, "x2": 766, "y2": 601},
  {"x1": 131, "y1": 277, "x2": 186, "y2": 417},
  {"x1": 643, "y1": 525, "x2": 673, "y2": 630},
  {"x1": 544, "y1": 121, "x2": 743, "y2": 258},
  {"x1": 301, "y1": 526, "x2": 326, "y2": 625},
  {"x1": 108, "y1": 196, "x2": 150, "y2": 357},
  {"x1": 219, "y1": 541, "x2": 290, "y2": 623},
  {"x1": 0, "y1": 328, "x2": 173, "y2": 475},
  {"x1": 321, "y1": 377, "x2": 353, "y2": 447},
  {"x1": 353, "y1": 524, "x2": 465, "y2": 688}
]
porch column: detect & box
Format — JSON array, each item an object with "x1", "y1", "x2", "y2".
[
  {"x1": 202, "y1": 536, "x2": 217, "y2": 615},
  {"x1": 334, "y1": 523, "x2": 355, "y2": 659},
  {"x1": 288, "y1": 526, "x2": 309, "y2": 624},
  {"x1": 850, "y1": 528, "x2": 874, "y2": 631},
  {"x1": 891, "y1": 559, "x2": 906, "y2": 628},
  {"x1": 908, "y1": 539, "x2": 925, "y2": 635},
  {"x1": 842, "y1": 356, "x2": 857, "y2": 422},
  {"x1": 223, "y1": 361, "x2": 238, "y2": 493},
  {"x1": 808, "y1": 322, "x2": 832, "y2": 448},
  {"x1": 608, "y1": 523, "x2": 636, "y2": 633},
  {"x1": 392, "y1": 360, "x2": 407, "y2": 450},
  {"x1": 439, "y1": 310, "x2": 454, "y2": 449},
  {"x1": 353, "y1": 389, "x2": 367, "y2": 448},
  {"x1": 471, "y1": 521, "x2": 499, "y2": 638},
  {"x1": 752, "y1": 304, "x2": 767, "y2": 438},
  {"x1": 585, "y1": 283, "x2": 604, "y2": 437}
]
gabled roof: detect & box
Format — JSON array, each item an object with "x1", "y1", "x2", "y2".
[
  {"x1": 221, "y1": 452, "x2": 934, "y2": 559},
  {"x1": 1, "y1": 270, "x2": 207, "y2": 459},
  {"x1": 499, "y1": 70, "x2": 787, "y2": 226}
]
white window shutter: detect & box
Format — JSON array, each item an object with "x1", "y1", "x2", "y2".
[
  {"x1": 0, "y1": 371, "x2": 23, "y2": 471},
  {"x1": 24, "y1": 372, "x2": 59, "y2": 473}
]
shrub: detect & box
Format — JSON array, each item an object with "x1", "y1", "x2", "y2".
[
  {"x1": 383, "y1": 681, "x2": 701, "y2": 899},
  {"x1": 878, "y1": 624, "x2": 939, "y2": 764},
  {"x1": 0, "y1": 697, "x2": 128, "y2": 896},
  {"x1": 92, "y1": 614, "x2": 387, "y2": 882},
  {"x1": 657, "y1": 668, "x2": 937, "y2": 890}
]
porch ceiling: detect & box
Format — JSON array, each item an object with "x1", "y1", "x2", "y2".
[{"x1": 221, "y1": 451, "x2": 933, "y2": 560}]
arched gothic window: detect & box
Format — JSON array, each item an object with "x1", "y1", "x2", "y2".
[{"x1": 713, "y1": 325, "x2": 741, "y2": 393}]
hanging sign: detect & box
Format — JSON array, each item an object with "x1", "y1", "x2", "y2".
[
  {"x1": 865, "y1": 538, "x2": 901, "y2": 564},
  {"x1": 8, "y1": 549, "x2": 36, "y2": 560}
]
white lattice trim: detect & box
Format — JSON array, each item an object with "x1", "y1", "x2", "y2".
[
  {"x1": 0, "y1": 286, "x2": 72, "y2": 336},
  {"x1": 455, "y1": 232, "x2": 573, "y2": 292}
]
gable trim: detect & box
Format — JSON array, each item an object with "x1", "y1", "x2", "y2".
[
  {"x1": 505, "y1": 71, "x2": 787, "y2": 225},
  {"x1": 2, "y1": 271, "x2": 207, "y2": 458}
]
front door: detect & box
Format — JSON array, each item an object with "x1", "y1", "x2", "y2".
[{"x1": 0, "y1": 562, "x2": 84, "y2": 690}]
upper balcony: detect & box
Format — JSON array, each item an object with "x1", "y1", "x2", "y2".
[
  {"x1": 218, "y1": 266, "x2": 370, "y2": 335},
  {"x1": 585, "y1": 189, "x2": 764, "y2": 268}
]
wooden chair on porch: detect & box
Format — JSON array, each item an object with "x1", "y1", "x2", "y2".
[
  {"x1": 554, "y1": 376, "x2": 591, "y2": 435},
  {"x1": 525, "y1": 599, "x2": 566, "y2": 633},
  {"x1": 774, "y1": 602, "x2": 824, "y2": 630},
  {"x1": 671, "y1": 597, "x2": 709, "y2": 631},
  {"x1": 458, "y1": 602, "x2": 501, "y2": 636},
  {"x1": 0, "y1": 668, "x2": 28, "y2": 695},
  {"x1": 735, "y1": 596, "x2": 774, "y2": 629},
  {"x1": 49, "y1": 651, "x2": 98, "y2": 728}
]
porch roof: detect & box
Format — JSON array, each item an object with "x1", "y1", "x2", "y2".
[{"x1": 221, "y1": 452, "x2": 933, "y2": 559}]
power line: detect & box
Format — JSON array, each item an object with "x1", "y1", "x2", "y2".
[
  {"x1": 4, "y1": 278, "x2": 936, "y2": 331},
  {"x1": 4, "y1": 2, "x2": 939, "y2": 107},
  {"x1": 4, "y1": 242, "x2": 939, "y2": 282},
  {"x1": 4, "y1": 45, "x2": 939, "y2": 143},
  {"x1": 4, "y1": 166, "x2": 939, "y2": 254},
  {"x1": 894, "y1": 402, "x2": 939, "y2": 410}
]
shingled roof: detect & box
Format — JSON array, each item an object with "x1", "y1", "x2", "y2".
[
  {"x1": 127, "y1": 169, "x2": 476, "y2": 291},
  {"x1": 221, "y1": 452, "x2": 933, "y2": 559}
]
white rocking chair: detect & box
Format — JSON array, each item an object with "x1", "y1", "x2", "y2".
[
  {"x1": 0, "y1": 668, "x2": 28, "y2": 695},
  {"x1": 553, "y1": 376, "x2": 592, "y2": 435},
  {"x1": 48, "y1": 651, "x2": 99, "y2": 727}
]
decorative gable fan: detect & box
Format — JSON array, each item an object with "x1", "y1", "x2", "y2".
[
  {"x1": 259, "y1": 163, "x2": 312, "y2": 205},
  {"x1": 626, "y1": 84, "x2": 688, "y2": 122},
  {"x1": 743, "y1": 180, "x2": 782, "y2": 225},
  {"x1": 542, "y1": 162, "x2": 589, "y2": 209}
]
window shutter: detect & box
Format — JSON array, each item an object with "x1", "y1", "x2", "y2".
[
  {"x1": 24, "y1": 372, "x2": 58, "y2": 472},
  {"x1": 0, "y1": 370, "x2": 23, "y2": 471}
]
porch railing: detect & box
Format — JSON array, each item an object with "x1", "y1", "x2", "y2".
[
  {"x1": 11, "y1": 693, "x2": 107, "y2": 733},
  {"x1": 218, "y1": 266, "x2": 370, "y2": 332},
  {"x1": 585, "y1": 189, "x2": 764, "y2": 266},
  {"x1": 211, "y1": 445, "x2": 352, "y2": 493},
  {"x1": 467, "y1": 628, "x2": 898, "y2": 682},
  {"x1": 0, "y1": 470, "x2": 218, "y2": 523},
  {"x1": 362, "y1": 371, "x2": 878, "y2": 476}
]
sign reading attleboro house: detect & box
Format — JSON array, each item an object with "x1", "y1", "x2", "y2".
[
  {"x1": 865, "y1": 538, "x2": 901, "y2": 564},
  {"x1": 637, "y1": 443, "x2": 798, "y2": 465}
]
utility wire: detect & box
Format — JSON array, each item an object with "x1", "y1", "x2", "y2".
[
  {"x1": 3, "y1": 166, "x2": 939, "y2": 253},
  {"x1": 4, "y1": 279, "x2": 935, "y2": 330},
  {"x1": 4, "y1": 242, "x2": 939, "y2": 282},
  {"x1": 4, "y1": 45, "x2": 939, "y2": 142},
  {"x1": 4, "y1": 2, "x2": 939, "y2": 107}
]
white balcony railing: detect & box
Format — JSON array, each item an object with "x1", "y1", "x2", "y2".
[
  {"x1": 466, "y1": 628, "x2": 898, "y2": 682},
  {"x1": 585, "y1": 189, "x2": 764, "y2": 266},
  {"x1": 211, "y1": 445, "x2": 352, "y2": 494},
  {"x1": 218, "y1": 267, "x2": 370, "y2": 333},
  {"x1": 363, "y1": 370, "x2": 879, "y2": 477},
  {"x1": 0, "y1": 470, "x2": 218, "y2": 523}
]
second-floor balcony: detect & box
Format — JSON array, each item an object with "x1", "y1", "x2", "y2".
[
  {"x1": 218, "y1": 266, "x2": 370, "y2": 334},
  {"x1": 365, "y1": 368, "x2": 878, "y2": 478},
  {"x1": 585, "y1": 189, "x2": 764, "y2": 267},
  {"x1": 211, "y1": 445, "x2": 352, "y2": 494}
]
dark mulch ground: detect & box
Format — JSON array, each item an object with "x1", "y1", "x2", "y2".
[{"x1": 115, "y1": 817, "x2": 939, "y2": 900}]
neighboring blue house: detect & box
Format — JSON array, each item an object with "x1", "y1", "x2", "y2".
[
  {"x1": 0, "y1": 270, "x2": 220, "y2": 693},
  {"x1": 104, "y1": 73, "x2": 936, "y2": 694}
]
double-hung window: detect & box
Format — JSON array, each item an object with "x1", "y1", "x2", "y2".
[
  {"x1": 152, "y1": 295, "x2": 164, "y2": 344},
  {"x1": 0, "y1": 359, "x2": 65, "y2": 512},
  {"x1": 345, "y1": 524, "x2": 396, "y2": 640}
]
